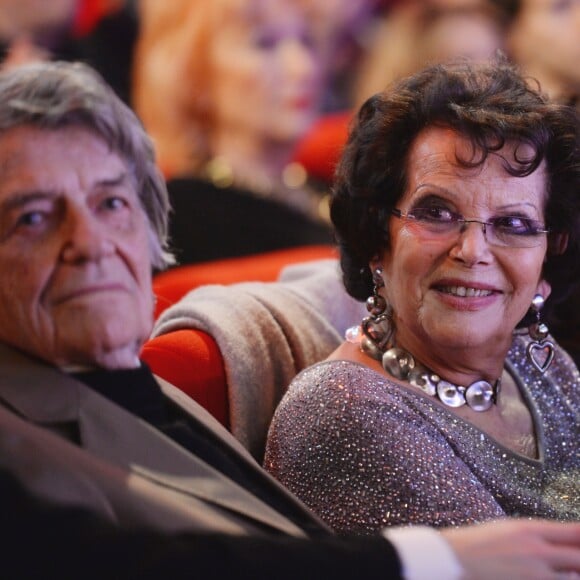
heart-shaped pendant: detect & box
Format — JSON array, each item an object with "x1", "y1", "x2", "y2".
[
  {"x1": 361, "y1": 314, "x2": 393, "y2": 350},
  {"x1": 527, "y1": 340, "x2": 555, "y2": 373}
]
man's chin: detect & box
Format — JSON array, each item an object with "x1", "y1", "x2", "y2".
[
  {"x1": 54, "y1": 339, "x2": 143, "y2": 370},
  {"x1": 44, "y1": 296, "x2": 153, "y2": 368},
  {"x1": 53, "y1": 323, "x2": 150, "y2": 370}
]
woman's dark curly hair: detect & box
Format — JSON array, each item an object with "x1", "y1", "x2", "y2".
[{"x1": 331, "y1": 57, "x2": 580, "y2": 311}]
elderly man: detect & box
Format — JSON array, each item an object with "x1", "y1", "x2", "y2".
[{"x1": 0, "y1": 61, "x2": 578, "y2": 580}]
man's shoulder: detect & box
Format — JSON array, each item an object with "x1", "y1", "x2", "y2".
[{"x1": 155, "y1": 376, "x2": 257, "y2": 462}]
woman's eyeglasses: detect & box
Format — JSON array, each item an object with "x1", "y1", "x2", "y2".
[{"x1": 391, "y1": 207, "x2": 549, "y2": 248}]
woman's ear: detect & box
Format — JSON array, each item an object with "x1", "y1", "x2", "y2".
[
  {"x1": 548, "y1": 232, "x2": 569, "y2": 256},
  {"x1": 536, "y1": 279, "x2": 552, "y2": 300},
  {"x1": 369, "y1": 248, "x2": 387, "y2": 274},
  {"x1": 369, "y1": 257, "x2": 382, "y2": 273}
]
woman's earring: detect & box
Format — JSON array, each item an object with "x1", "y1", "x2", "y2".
[
  {"x1": 359, "y1": 268, "x2": 395, "y2": 359},
  {"x1": 526, "y1": 294, "x2": 555, "y2": 373},
  {"x1": 368, "y1": 268, "x2": 387, "y2": 315}
]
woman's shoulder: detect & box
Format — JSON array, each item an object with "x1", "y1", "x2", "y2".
[
  {"x1": 277, "y1": 359, "x2": 423, "y2": 422},
  {"x1": 268, "y1": 358, "x2": 450, "y2": 466},
  {"x1": 286, "y1": 359, "x2": 389, "y2": 392}
]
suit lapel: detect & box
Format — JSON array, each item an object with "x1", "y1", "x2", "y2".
[
  {"x1": 158, "y1": 377, "x2": 330, "y2": 532},
  {"x1": 0, "y1": 345, "x2": 309, "y2": 537},
  {"x1": 78, "y1": 386, "x2": 309, "y2": 536}
]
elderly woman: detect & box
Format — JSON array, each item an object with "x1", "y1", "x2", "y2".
[
  {"x1": 264, "y1": 58, "x2": 580, "y2": 535},
  {"x1": 132, "y1": 0, "x2": 334, "y2": 264}
]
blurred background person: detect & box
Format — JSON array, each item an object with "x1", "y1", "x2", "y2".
[
  {"x1": 494, "y1": 0, "x2": 580, "y2": 106},
  {"x1": 353, "y1": 0, "x2": 507, "y2": 108},
  {"x1": 295, "y1": 0, "x2": 507, "y2": 186},
  {"x1": 133, "y1": 0, "x2": 336, "y2": 265},
  {"x1": 301, "y1": 0, "x2": 382, "y2": 113},
  {"x1": 0, "y1": 0, "x2": 137, "y2": 103}
]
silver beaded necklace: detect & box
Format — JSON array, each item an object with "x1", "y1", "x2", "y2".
[{"x1": 346, "y1": 323, "x2": 501, "y2": 413}]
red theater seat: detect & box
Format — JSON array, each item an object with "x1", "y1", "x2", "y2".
[
  {"x1": 143, "y1": 245, "x2": 337, "y2": 429},
  {"x1": 152, "y1": 244, "x2": 337, "y2": 319},
  {"x1": 141, "y1": 329, "x2": 229, "y2": 427},
  {"x1": 293, "y1": 110, "x2": 351, "y2": 184}
]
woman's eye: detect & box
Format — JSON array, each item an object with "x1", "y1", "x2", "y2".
[
  {"x1": 493, "y1": 216, "x2": 535, "y2": 234},
  {"x1": 299, "y1": 31, "x2": 316, "y2": 50},
  {"x1": 254, "y1": 33, "x2": 279, "y2": 50},
  {"x1": 412, "y1": 207, "x2": 456, "y2": 222},
  {"x1": 548, "y1": 0, "x2": 572, "y2": 14}
]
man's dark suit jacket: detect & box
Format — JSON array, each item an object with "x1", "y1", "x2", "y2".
[
  {"x1": 1, "y1": 469, "x2": 400, "y2": 579},
  {"x1": 0, "y1": 343, "x2": 402, "y2": 578}
]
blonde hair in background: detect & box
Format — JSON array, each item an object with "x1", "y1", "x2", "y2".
[
  {"x1": 133, "y1": 0, "x2": 221, "y2": 177},
  {"x1": 133, "y1": 0, "x2": 332, "y2": 179}
]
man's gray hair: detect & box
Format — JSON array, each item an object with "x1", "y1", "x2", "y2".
[{"x1": 0, "y1": 60, "x2": 174, "y2": 270}]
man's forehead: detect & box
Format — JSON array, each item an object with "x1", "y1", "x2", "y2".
[
  {"x1": 0, "y1": 126, "x2": 128, "y2": 184},
  {"x1": 0, "y1": 149, "x2": 25, "y2": 179}
]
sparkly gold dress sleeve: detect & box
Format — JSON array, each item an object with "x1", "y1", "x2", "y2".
[{"x1": 264, "y1": 335, "x2": 579, "y2": 536}]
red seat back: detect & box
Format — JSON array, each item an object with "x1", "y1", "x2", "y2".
[{"x1": 144, "y1": 245, "x2": 338, "y2": 429}]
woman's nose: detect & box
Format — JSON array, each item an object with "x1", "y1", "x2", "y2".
[
  {"x1": 449, "y1": 220, "x2": 493, "y2": 265},
  {"x1": 281, "y1": 37, "x2": 320, "y2": 83}
]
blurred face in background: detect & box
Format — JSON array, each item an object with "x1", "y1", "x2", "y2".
[
  {"x1": 508, "y1": 0, "x2": 580, "y2": 96},
  {"x1": 208, "y1": 0, "x2": 323, "y2": 147},
  {"x1": 0, "y1": 0, "x2": 78, "y2": 42},
  {"x1": 421, "y1": 9, "x2": 504, "y2": 64}
]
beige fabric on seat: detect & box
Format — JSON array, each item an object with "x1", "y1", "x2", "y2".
[{"x1": 152, "y1": 259, "x2": 365, "y2": 460}]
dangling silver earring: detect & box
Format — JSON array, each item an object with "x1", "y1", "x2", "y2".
[
  {"x1": 526, "y1": 294, "x2": 555, "y2": 373},
  {"x1": 358, "y1": 268, "x2": 396, "y2": 359}
]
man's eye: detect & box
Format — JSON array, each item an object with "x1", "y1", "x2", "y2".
[
  {"x1": 411, "y1": 207, "x2": 457, "y2": 222},
  {"x1": 101, "y1": 196, "x2": 128, "y2": 211},
  {"x1": 16, "y1": 211, "x2": 46, "y2": 227},
  {"x1": 492, "y1": 216, "x2": 536, "y2": 235}
]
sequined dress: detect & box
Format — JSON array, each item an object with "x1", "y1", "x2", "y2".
[{"x1": 264, "y1": 335, "x2": 579, "y2": 535}]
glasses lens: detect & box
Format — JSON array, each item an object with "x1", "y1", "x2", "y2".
[
  {"x1": 396, "y1": 209, "x2": 548, "y2": 248},
  {"x1": 488, "y1": 216, "x2": 548, "y2": 248},
  {"x1": 407, "y1": 207, "x2": 459, "y2": 233}
]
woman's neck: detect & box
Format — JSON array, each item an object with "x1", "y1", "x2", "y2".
[
  {"x1": 205, "y1": 128, "x2": 330, "y2": 224},
  {"x1": 210, "y1": 130, "x2": 296, "y2": 192},
  {"x1": 394, "y1": 329, "x2": 510, "y2": 388}
]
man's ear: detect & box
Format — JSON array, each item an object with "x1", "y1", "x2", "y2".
[{"x1": 548, "y1": 232, "x2": 568, "y2": 256}]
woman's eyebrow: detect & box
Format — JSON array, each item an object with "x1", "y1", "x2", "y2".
[
  {"x1": 495, "y1": 202, "x2": 539, "y2": 212},
  {"x1": 410, "y1": 183, "x2": 456, "y2": 197}
]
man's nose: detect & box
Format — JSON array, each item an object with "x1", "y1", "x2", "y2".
[{"x1": 60, "y1": 208, "x2": 115, "y2": 263}]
